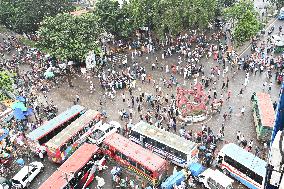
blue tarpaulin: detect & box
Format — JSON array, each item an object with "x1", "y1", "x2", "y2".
[
  {"x1": 0, "y1": 129, "x2": 9, "y2": 142},
  {"x1": 23, "y1": 108, "x2": 33, "y2": 116},
  {"x1": 16, "y1": 96, "x2": 25, "y2": 102},
  {"x1": 11, "y1": 101, "x2": 27, "y2": 111},
  {"x1": 161, "y1": 171, "x2": 186, "y2": 189},
  {"x1": 188, "y1": 162, "x2": 205, "y2": 176},
  {"x1": 13, "y1": 108, "x2": 26, "y2": 120}
]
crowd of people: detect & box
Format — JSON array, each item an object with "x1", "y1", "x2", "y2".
[{"x1": 0, "y1": 22, "x2": 283, "y2": 188}]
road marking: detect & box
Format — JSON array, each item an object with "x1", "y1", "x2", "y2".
[{"x1": 239, "y1": 18, "x2": 278, "y2": 57}]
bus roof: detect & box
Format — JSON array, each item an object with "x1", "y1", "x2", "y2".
[
  {"x1": 220, "y1": 143, "x2": 267, "y2": 177},
  {"x1": 27, "y1": 105, "x2": 85, "y2": 141},
  {"x1": 104, "y1": 133, "x2": 167, "y2": 171},
  {"x1": 255, "y1": 93, "x2": 275, "y2": 127},
  {"x1": 132, "y1": 121, "x2": 197, "y2": 154},
  {"x1": 39, "y1": 143, "x2": 99, "y2": 189},
  {"x1": 45, "y1": 110, "x2": 100, "y2": 149}
]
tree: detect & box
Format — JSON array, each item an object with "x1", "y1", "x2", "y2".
[
  {"x1": 233, "y1": 10, "x2": 261, "y2": 44},
  {"x1": 223, "y1": 0, "x2": 260, "y2": 44},
  {"x1": 0, "y1": 71, "x2": 14, "y2": 101},
  {"x1": 95, "y1": 0, "x2": 122, "y2": 36},
  {"x1": 37, "y1": 13, "x2": 103, "y2": 62},
  {"x1": 0, "y1": 0, "x2": 73, "y2": 34}
]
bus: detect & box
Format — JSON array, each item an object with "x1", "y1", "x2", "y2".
[
  {"x1": 251, "y1": 92, "x2": 275, "y2": 141},
  {"x1": 103, "y1": 133, "x2": 168, "y2": 187},
  {"x1": 45, "y1": 110, "x2": 101, "y2": 163},
  {"x1": 39, "y1": 143, "x2": 101, "y2": 189},
  {"x1": 27, "y1": 105, "x2": 85, "y2": 152},
  {"x1": 216, "y1": 143, "x2": 267, "y2": 189},
  {"x1": 129, "y1": 121, "x2": 199, "y2": 167}
]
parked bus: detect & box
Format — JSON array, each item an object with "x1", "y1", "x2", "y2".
[
  {"x1": 216, "y1": 143, "x2": 267, "y2": 189},
  {"x1": 129, "y1": 121, "x2": 199, "y2": 167},
  {"x1": 103, "y1": 133, "x2": 168, "y2": 187},
  {"x1": 27, "y1": 105, "x2": 85, "y2": 152},
  {"x1": 39, "y1": 143, "x2": 101, "y2": 189},
  {"x1": 251, "y1": 92, "x2": 275, "y2": 141},
  {"x1": 45, "y1": 110, "x2": 101, "y2": 163}
]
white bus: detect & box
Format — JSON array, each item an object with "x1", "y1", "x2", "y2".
[
  {"x1": 216, "y1": 143, "x2": 267, "y2": 189},
  {"x1": 129, "y1": 121, "x2": 199, "y2": 167}
]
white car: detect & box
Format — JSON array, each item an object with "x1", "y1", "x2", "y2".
[
  {"x1": 88, "y1": 121, "x2": 121, "y2": 145},
  {"x1": 11, "y1": 161, "x2": 44, "y2": 188},
  {"x1": 198, "y1": 168, "x2": 234, "y2": 189}
]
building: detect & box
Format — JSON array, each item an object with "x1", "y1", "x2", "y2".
[{"x1": 265, "y1": 130, "x2": 284, "y2": 189}]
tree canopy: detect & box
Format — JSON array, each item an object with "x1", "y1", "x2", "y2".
[
  {"x1": 0, "y1": 71, "x2": 14, "y2": 101},
  {"x1": 37, "y1": 13, "x2": 103, "y2": 62},
  {"x1": 0, "y1": 0, "x2": 73, "y2": 34},
  {"x1": 223, "y1": 0, "x2": 260, "y2": 44},
  {"x1": 95, "y1": 0, "x2": 217, "y2": 39}
]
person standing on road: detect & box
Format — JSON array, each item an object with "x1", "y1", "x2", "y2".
[
  {"x1": 237, "y1": 131, "x2": 241, "y2": 142},
  {"x1": 241, "y1": 106, "x2": 245, "y2": 116},
  {"x1": 75, "y1": 94, "x2": 80, "y2": 104}
]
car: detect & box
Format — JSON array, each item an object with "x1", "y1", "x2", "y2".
[
  {"x1": 278, "y1": 7, "x2": 284, "y2": 20},
  {"x1": 11, "y1": 161, "x2": 44, "y2": 188},
  {"x1": 88, "y1": 121, "x2": 121, "y2": 145}
]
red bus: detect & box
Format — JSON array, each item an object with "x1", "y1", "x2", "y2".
[
  {"x1": 39, "y1": 143, "x2": 101, "y2": 189},
  {"x1": 103, "y1": 133, "x2": 168, "y2": 187},
  {"x1": 45, "y1": 110, "x2": 101, "y2": 163},
  {"x1": 27, "y1": 105, "x2": 85, "y2": 152}
]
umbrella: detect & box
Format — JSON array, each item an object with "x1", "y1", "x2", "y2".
[
  {"x1": 13, "y1": 108, "x2": 26, "y2": 121},
  {"x1": 0, "y1": 129, "x2": 9, "y2": 142},
  {"x1": 11, "y1": 101, "x2": 27, "y2": 111},
  {"x1": 16, "y1": 158, "x2": 25, "y2": 166},
  {"x1": 44, "y1": 71, "x2": 55, "y2": 79},
  {"x1": 16, "y1": 96, "x2": 25, "y2": 102}
]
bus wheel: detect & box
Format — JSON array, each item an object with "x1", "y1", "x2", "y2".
[{"x1": 222, "y1": 168, "x2": 229, "y2": 175}]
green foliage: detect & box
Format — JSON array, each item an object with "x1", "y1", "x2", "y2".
[
  {"x1": 37, "y1": 13, "x2": 103, "y2": 62},
  {"x1": 224, "y1": 0, "x2": 260, "y2": 44},
  {"x1": 0, "y1": 0, "x2": 74, "y2": 34},
  {"x1": 95, "y1": 0, "x2": 122, "y2": 36},
  {"x1": 0, "y1": 71, "x2": 14, "y2": 101},
  {"x1": 94, "y1": 0, "x2": 217, "y2": 39}
]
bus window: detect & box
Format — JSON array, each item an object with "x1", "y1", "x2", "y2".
[
  {"x1": 131, "y1": 131, "x2": 140, "y2": 139},
  {"x1": 224, "y1": 155, "x2": 234, "y2": 165},
  {"x1": 255, "y1": 173, "x2": 263, "y2": 185},
  {"x1": 129, "y1": 158, "x2": 137, "y2": 167},
  {"x1": 116, "y1": 151, "x2": 122, "y2": 158},
  {"x1": 157, "y1": 141, "x2": 166, "y2": 150},
  {"x1": 145, "y1": 169, "x2": 153, "y2": 177},
  {"x1": 147, "y1": 137, "x2": 155, "y2": 146}
]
